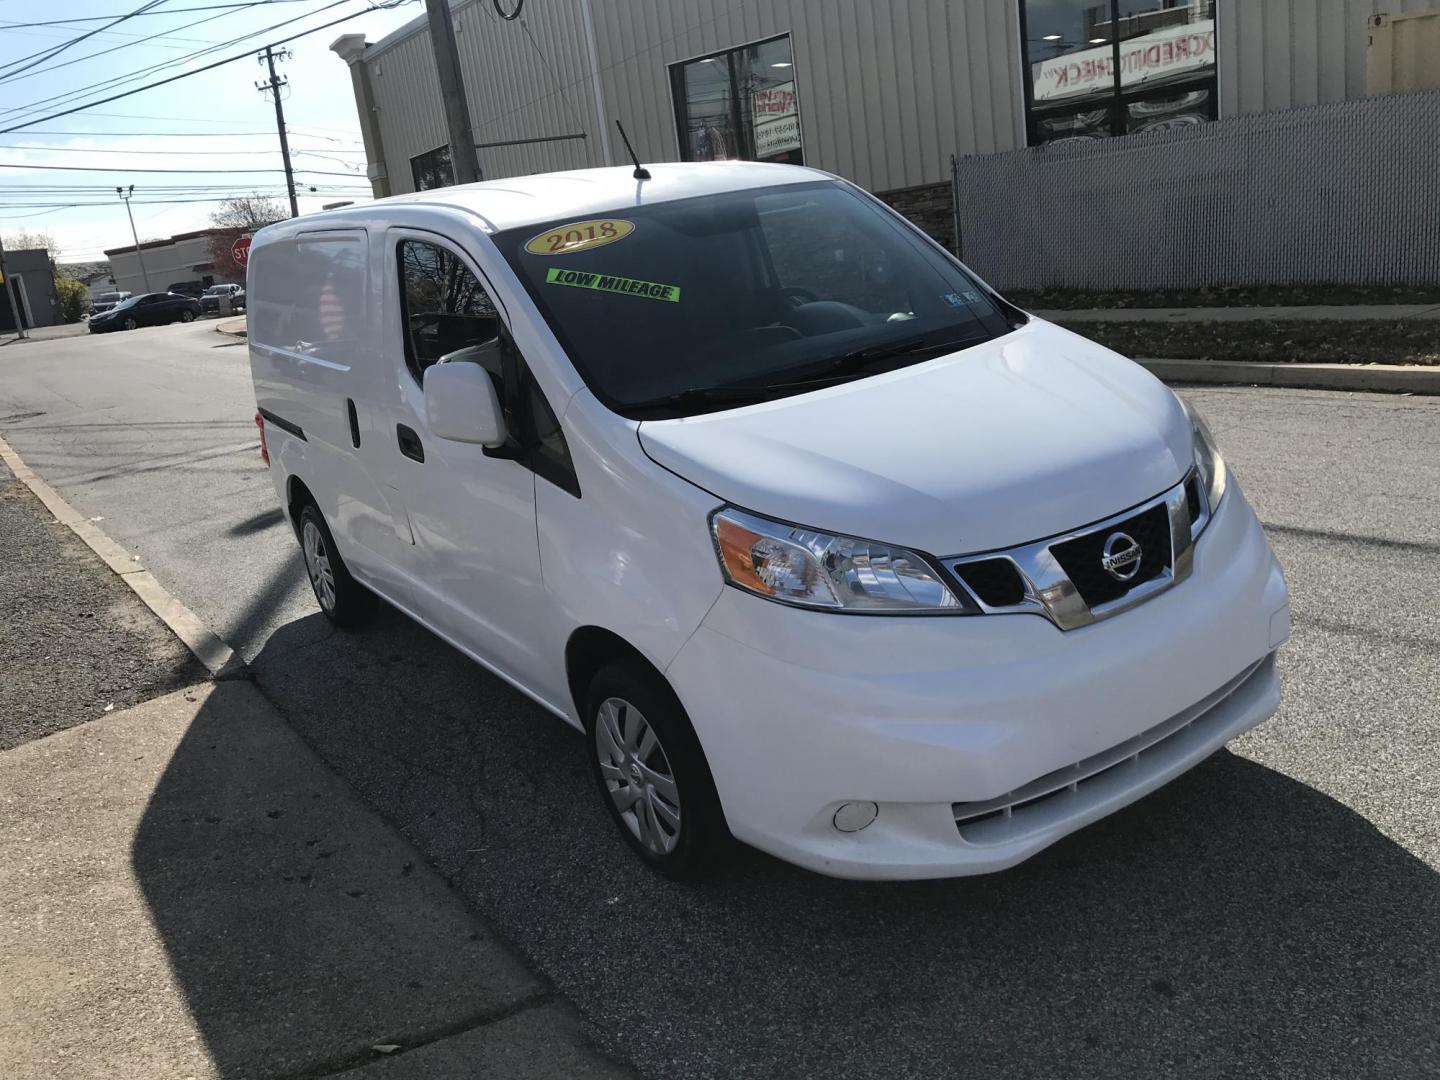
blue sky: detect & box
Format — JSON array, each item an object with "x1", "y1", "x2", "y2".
[{"x1": 0, "y1": 0, "x2": 421, "y2": 261}]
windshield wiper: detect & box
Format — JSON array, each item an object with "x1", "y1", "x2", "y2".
[
  {"x1": 625, "y1": 333, "x2": 995, "y2": 417},
  {"x1": 825, "y1": 331, "x2": 991, "y2": 375},
  {"x1": 624, "y1": 384, "x2": 783, "y2": 415}
]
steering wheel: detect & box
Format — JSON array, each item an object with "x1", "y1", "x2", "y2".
[{"x1": 778, "y1": 286, "x2": 820, "y2": 306}]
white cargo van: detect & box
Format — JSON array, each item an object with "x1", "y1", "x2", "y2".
[{"x1": 248, "y1": 162, "x2": 1289, "y2": 880}]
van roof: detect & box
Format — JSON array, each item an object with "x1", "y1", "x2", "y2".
[{"x1": 286, "y1": 161, "x2": 833, "y2": 235}]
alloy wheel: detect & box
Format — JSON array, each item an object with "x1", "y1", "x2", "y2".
[
  {"x1": 123, "y1": 317, "x2": 137, "y2": 331},
  {"x1": 302, "y1": 519, "x2": 337, "y2": 612},
  {"x1": 594, "y1": 697, "x2": 681, "y2": 855}
]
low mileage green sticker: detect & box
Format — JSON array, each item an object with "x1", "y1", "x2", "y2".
[{"x1": 545, "y1": 267, "x2": 680, "y2": 303}]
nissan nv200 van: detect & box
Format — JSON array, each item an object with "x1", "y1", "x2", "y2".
[{"x1": 248, "y1": 162, "x2": 1289, "y2": 880}]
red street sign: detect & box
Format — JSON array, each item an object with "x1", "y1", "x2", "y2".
[{"x1": 231, "y1": 235, "x2": 252, "y2": 266}]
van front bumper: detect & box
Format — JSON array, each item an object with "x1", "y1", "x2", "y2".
[{"x1": 665, "y1": 480, "x2": 1289, "y2": 880}]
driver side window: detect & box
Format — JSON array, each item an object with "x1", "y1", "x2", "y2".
[{"x1": 397, "y1": 239, "x2": 501, "y2": 386}]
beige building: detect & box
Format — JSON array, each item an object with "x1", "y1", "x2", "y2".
[
  {"x1": 333, "y1": 0, "x2": 1440, "y2": 215},
  {"x1": 104, "y1": 229, "x2": 243, "y2": 298}
]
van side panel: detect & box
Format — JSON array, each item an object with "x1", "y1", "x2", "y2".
[{"x1": 248, "y1": 229, "x2": 412, "y2": 597}]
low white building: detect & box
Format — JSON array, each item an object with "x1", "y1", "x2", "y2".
[{"x1": 104, "y1": 229, "x2": 243, "y2": 297}]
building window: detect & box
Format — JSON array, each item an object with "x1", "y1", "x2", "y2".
[
  {"x1": 670, "y1": 34, "x2": 803, "y2": 165},
  {"x1": 1019, "y1": 1, "x2": 1217, "y2": 146},
  {"x1": 410, "y1": 144, "x2": 453, "y2": 190}
]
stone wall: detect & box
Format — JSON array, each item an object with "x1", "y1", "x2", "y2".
[{"x1": 875, "y1": 181, "x2": 956, "y2": 255}]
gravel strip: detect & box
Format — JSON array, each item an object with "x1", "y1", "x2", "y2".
[{"x1": 0, "y1": 460, "x2": 206, "y2": 750}]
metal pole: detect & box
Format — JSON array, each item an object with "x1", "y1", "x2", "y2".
[
  {"x1": 117, "y1": 185, "x2": 152, "y2": 293},
  {"x1": 423, "y1": 0, "x2": 480, "y2": 184},
  {"x1": 579, "y1": 0, "x2": 612, "y2": 167},
  {"x1": 0, "y1": 234, "x2": 29, "y2": 340},
  {"x1": 260, "y1": 46, "x2": 299, "y2": 217},
  {"x1": 950, "y1": 153, "x2": 963, "y2": 260}
]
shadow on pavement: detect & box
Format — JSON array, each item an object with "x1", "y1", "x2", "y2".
[
  {"x1": 191, "y1": 605, "x2": 1440, "y2": 1080},
  {"x1": 128, "y1": 678, "x2": 545, "y2": 1078}
]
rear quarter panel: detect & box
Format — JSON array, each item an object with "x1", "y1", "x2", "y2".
[{"x1": 246, "y1": 227, "x2": 392, "y2": 574}]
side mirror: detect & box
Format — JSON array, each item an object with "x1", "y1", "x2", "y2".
[{"x1": 423, "y1": 361, "x2": 507, "y2": 447}]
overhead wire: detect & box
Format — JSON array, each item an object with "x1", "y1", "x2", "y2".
[
  {"x1": 0, "y1": 1, "x2": 315, "y2": 88},
  {"x1": 0, "y1": 3, "x2": 413, "y2": 135},
  {"x1": 0, "y1": 0, "x2": 361, "y2": 120},
  {"x1": 0, "y1": 1, "x2": 170, "y2": 81}
]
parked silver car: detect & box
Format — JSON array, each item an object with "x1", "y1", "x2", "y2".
[{"x1": 199, "y1": 283, "x2": 245, "y2": 314}]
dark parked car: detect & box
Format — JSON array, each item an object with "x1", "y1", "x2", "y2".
[
  {"x1": 88, "y1": 292, "x2": 201, "y2": 333},
  {"x1": 199, "y1": 282, "x2": 245, "y2": 313},
  {"x1": 167, "y1": 280, "x2": 207, "y2": 298}
]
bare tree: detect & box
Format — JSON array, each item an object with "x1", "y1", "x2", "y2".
[
  {"x1": 206, "y1": 194, "x2": 285, "y2": 280},
  {"x1": 209, "y1": 194, "x2": 286, "y2": 231},
  {"x1": 2, "y1": 229, "x2": 60, "y2": 261}
]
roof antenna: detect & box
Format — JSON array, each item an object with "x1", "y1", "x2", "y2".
[{"x1": 615, "y1": 120, "x2": 650, "y2": 180}]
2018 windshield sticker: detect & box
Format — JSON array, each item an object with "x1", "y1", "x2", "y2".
[
  {"x1": 545, "y1": 267, "x2": 680, "y2": 303},
  {"x1": 524, "y1": 218, "x2": 635, "y2": 256}
]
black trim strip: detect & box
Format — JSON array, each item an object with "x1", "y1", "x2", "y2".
[{"x1": 258, "y1": 407, "x2": 305, "y2": 442}]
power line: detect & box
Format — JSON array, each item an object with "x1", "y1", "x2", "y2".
[
  {"x1": 0, "y1": 1, "x2": 169, "y2": 82},
  {"x1": 11, "y1": 129, "x2": 364, "y2": 144},
  {"x1": 0, "y1": 142, "x2": 364, "y2": 154},
  {"x1": 0, "y1": 1, "x2": 324, "y2": 29},
  {"x1": 0, "y1": 0, "x2": 361, "y2": 122},
  {"x1": 0, "y1": 1, "x2": 295, "y2": 89},
  {"x1": 0, "y1": 161, "x2": 365, "y2": 175},
  {"x1": 0, "y1": 4, "x2": 410, "y2": 135}
]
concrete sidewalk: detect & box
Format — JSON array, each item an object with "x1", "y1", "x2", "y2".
[
  {"x1": 0, "y1": 680, "x2": 632, "y2": 1079},
  {"x1": 1037, "y1": 303, "x2": 1440, "y2": 323}
]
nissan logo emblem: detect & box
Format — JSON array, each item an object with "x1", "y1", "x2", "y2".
[{"x1": 1101, "y1": 531, "x2": 1143, "y2": 582}]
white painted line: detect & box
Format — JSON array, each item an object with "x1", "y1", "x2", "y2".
[{"x1": 0, "y1": 433, "x2": 245, "y2": 679}]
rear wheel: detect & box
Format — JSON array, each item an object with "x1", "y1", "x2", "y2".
[
  {"x1": 585, "y1": 660, "x2": 729, "y2": 879},
  {"x1": 297, "y1": 502, "x2": 374, "y2": 626}
]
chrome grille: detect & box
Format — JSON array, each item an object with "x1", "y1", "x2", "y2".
[{"x1": 947, "y1": 473, "x2": 1199, "y2": 631}]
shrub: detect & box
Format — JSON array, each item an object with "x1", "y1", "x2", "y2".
[{"x1": 55, "y1": 277, "x2": 87, "y2": 324}]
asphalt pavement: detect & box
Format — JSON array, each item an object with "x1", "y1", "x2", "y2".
[{"x1": 1, "y1": 321, "x2": 1437, "y2": 1078}]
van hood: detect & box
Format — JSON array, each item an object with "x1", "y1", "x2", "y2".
[{"x1": 637, "y1": 320, "x2": 1194, "y2": 556}]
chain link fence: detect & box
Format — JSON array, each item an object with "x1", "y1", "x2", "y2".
[{"x1": 952, "y1": 89, "x2": 1440, "y2": 290}]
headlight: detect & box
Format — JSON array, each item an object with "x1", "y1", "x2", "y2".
[
  {"x1": 710, "y1": 507, "x2": 973, "y2": 613},
  {"x1": 1179, "y1": 396, "x2": 1227, "y2": 517}
]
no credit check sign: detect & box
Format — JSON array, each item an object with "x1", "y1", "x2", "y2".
[{"x1": 545, "y1": 268, "x2": 680, "y2": 302}]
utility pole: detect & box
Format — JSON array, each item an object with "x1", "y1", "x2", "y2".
[
  {"x1": 258, "y1": 45, "x2": 299, "y2": 217},
  {"x1": 423, "y1": 0, "x2": 480, "y2": 185},
  {"x1": 116, "y1": 185, "x2": 153, "y2": 293},
  {"x1": 0, "y1": 233, "x2": 29, "y2": 341}
]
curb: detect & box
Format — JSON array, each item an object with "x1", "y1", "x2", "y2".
[
  {"x1": 0, "y1": 433, "x2": 245, "y2": 679},
  {"x1": 214, "y1": 316, "x2": 246, "y2": 338},
  {"x1": 1137, "y1": 358, "x2": 1440, "y2": 395}
]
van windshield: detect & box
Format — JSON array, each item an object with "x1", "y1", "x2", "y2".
[{"x1": 493, "y1": 181, "x2": 1018, "y2": 419}]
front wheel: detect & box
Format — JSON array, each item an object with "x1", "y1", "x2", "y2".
[
  {"x1": 179, "y1": 309, "x2": 196, "y2": 323},
  {"x1": 585, "y1": 661, "x2": 729, "y2": 879},
  {"x1": 297, "y1": 502, "x2": 374, "y2": 626},
  {"x1": 122, "y1": 317, "x2": 137, "y2": 331}
]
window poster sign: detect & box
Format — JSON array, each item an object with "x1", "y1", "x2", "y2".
[{"x1": 752, "y1": 81, "x2": 801, "y2": 158}]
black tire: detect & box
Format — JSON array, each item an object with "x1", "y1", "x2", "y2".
[
  {"x1": 122, "y1": 317, "x2": 137, "y2": 331},
  {"x1": 585, "y1": 660, "x2": 730, "y2": 879},
  {"x1": 179, "y1": 309, "x2": 196, "y2": 323},
  {"x1": 296, "y1": 502, "x2": 374, "y2": 626}
]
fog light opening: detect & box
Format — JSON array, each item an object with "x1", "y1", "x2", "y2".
[{"x1": 833, "y1": 801, "x2": 879, "y2": 833}]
